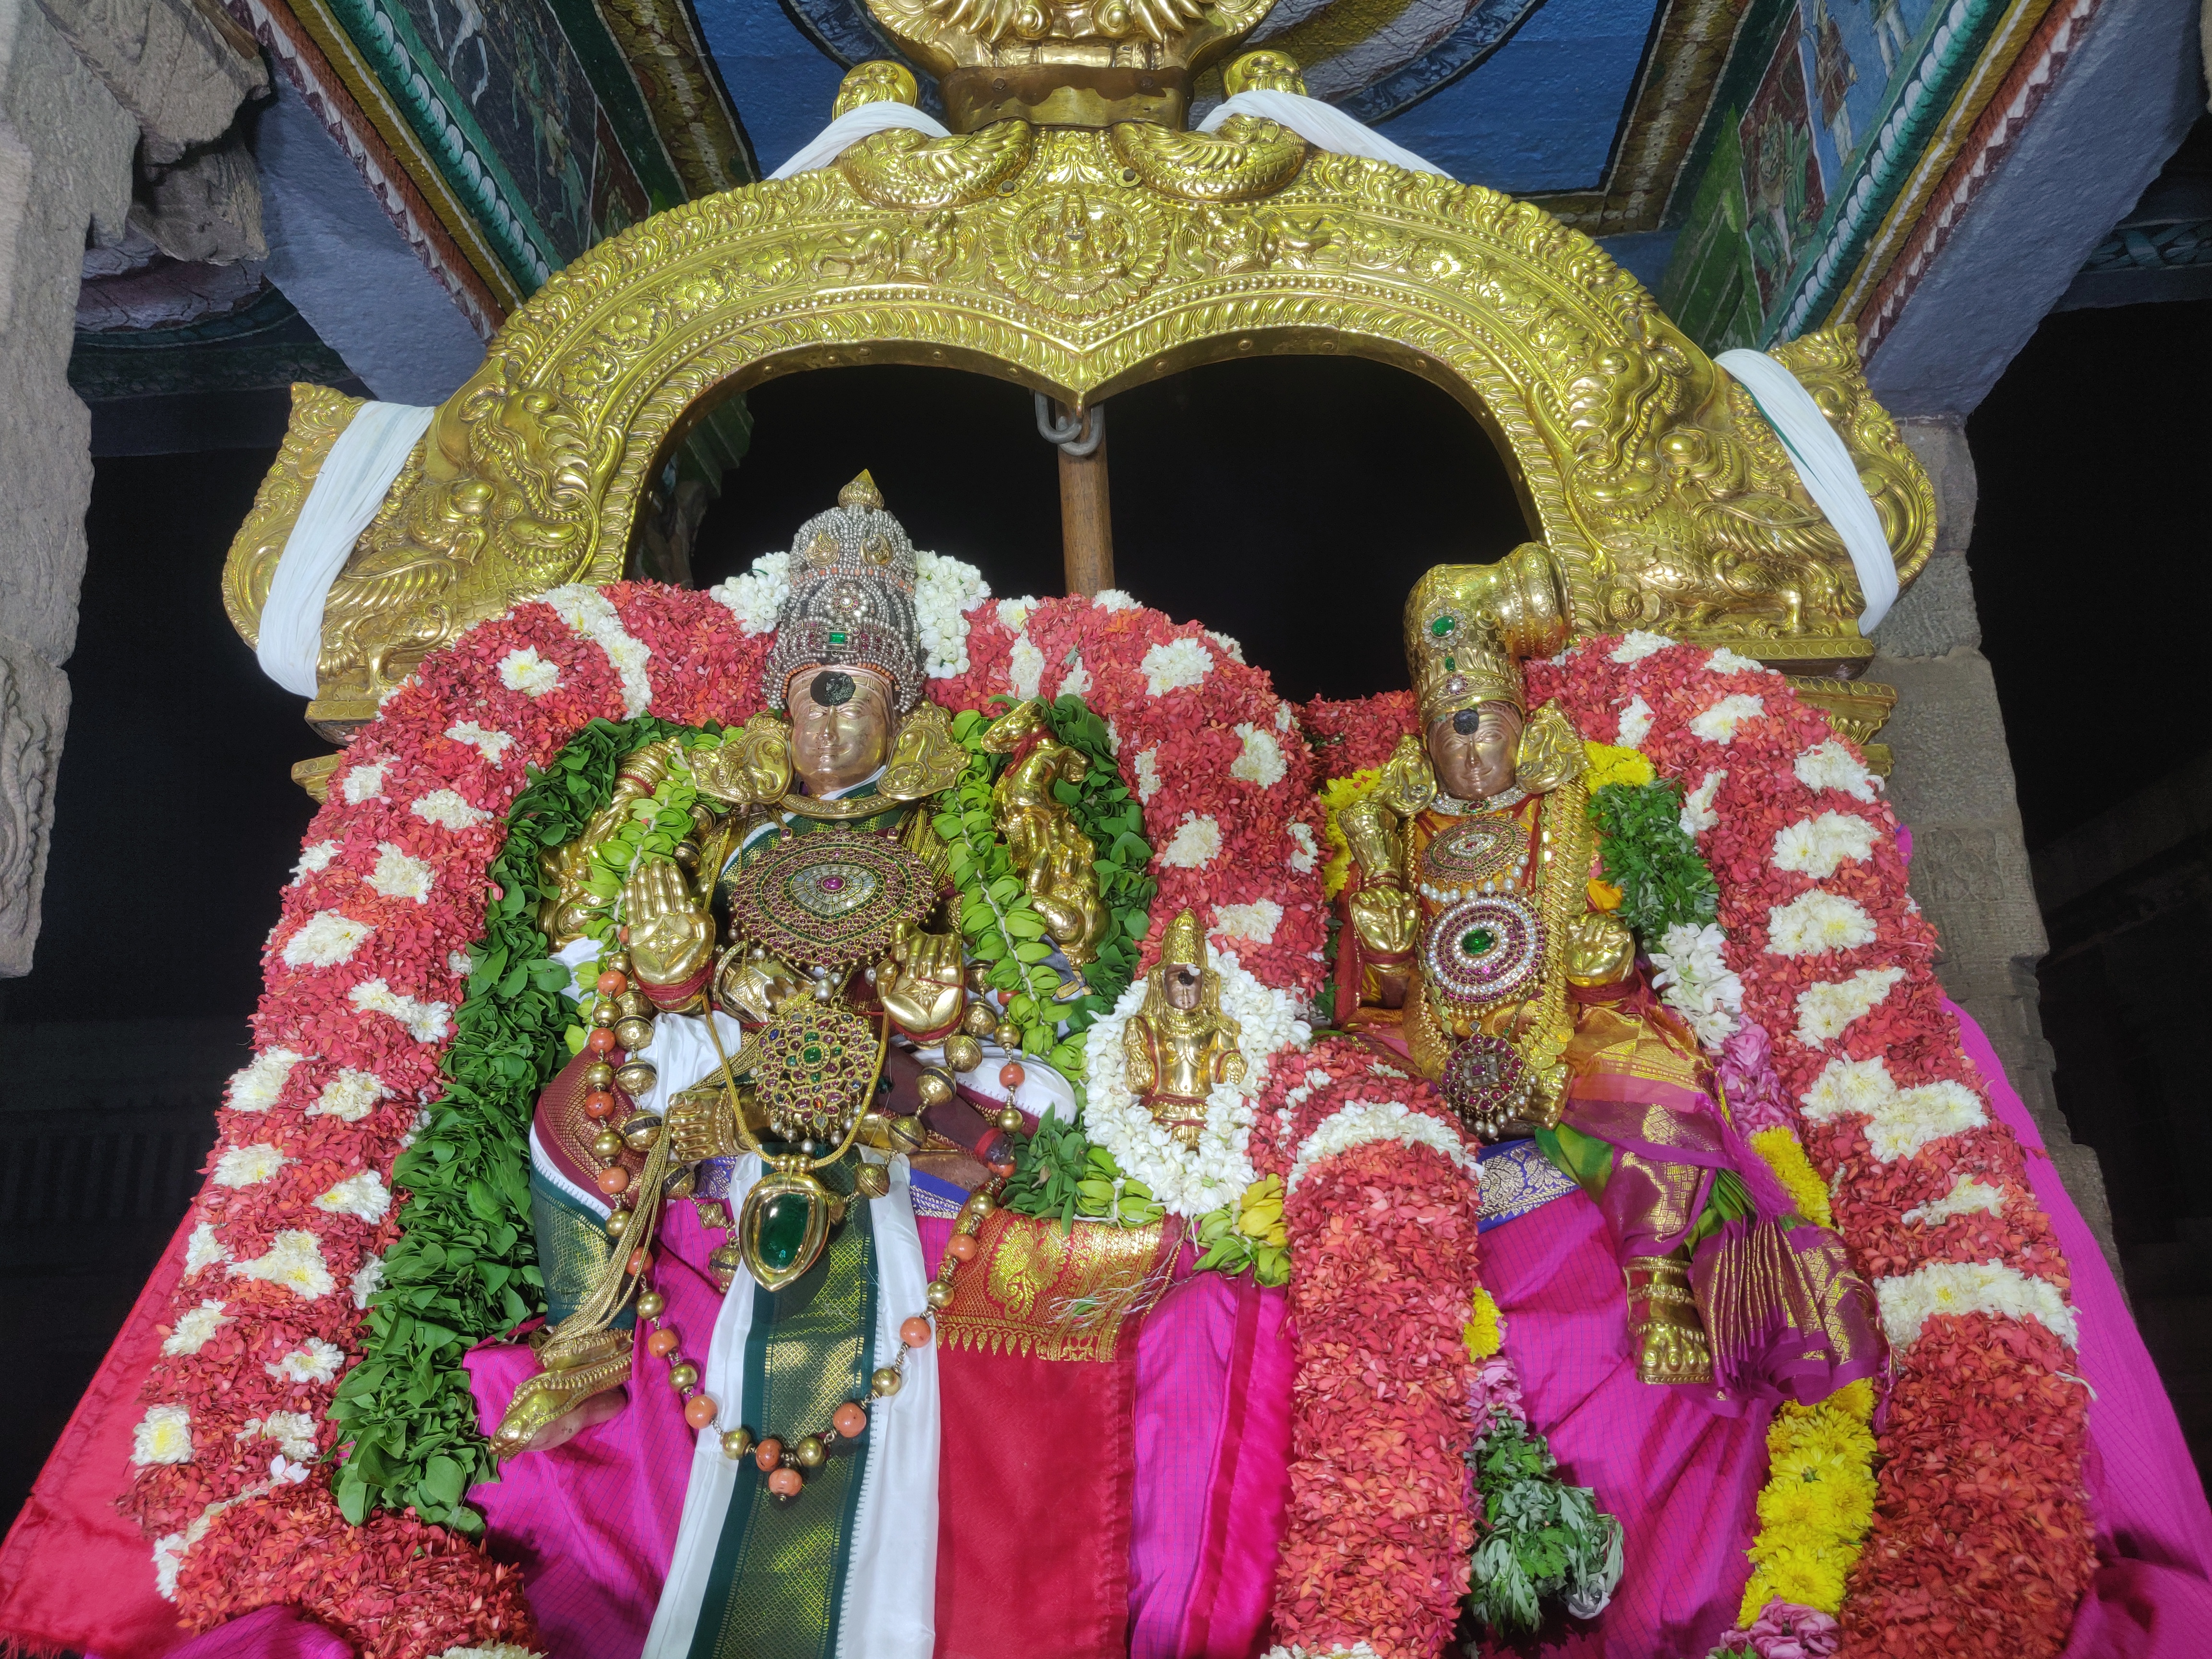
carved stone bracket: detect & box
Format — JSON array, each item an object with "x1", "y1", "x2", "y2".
[{"x1": 0, "y1": 639, "x2": 70, "y2": 976}]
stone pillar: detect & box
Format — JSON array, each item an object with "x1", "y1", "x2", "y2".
[
  {"x1": 0, "y1": 0, "x2": 135, "y2": 975},
  {"x1": 1871, "y1": 415, "x2": 2119, "y2": 1273},
  {"x1": 0, "y1": 0, "x2": 262, "y2": 975}
]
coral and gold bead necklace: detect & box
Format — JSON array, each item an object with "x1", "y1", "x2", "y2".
[{"x1": 635, "y1": 1174, "x2": 1004, "y2": 1497}]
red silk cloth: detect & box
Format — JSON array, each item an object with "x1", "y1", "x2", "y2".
[{"x1": 0, "y1": 1207, "x2": 197, "y2": 1657}]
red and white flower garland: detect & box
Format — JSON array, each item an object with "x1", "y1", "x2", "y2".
[
  {"x1": 113, "y1": 567, "x2": 1331, "y2": 1651},
  {"x1": 1248, "y1": 1037, "x2": 1485, "y2": 1659},
  {"x1": 1526, "y1": 635, "x2": 2093, "y2": 1659},
  {"x1": 935, "y1": 590, "x2": 1330, "y2": 998}
]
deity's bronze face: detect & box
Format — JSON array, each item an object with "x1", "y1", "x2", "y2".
[
  {"x1": 1426, "y1": 702, "x2": 1522, "y2": 803},
  {"x1": 1163, "y1": 964, "x2": 1204, "y2": 1012},
  {"x1": 787, "y1": 665, "x2": 894, "y2": 793}
]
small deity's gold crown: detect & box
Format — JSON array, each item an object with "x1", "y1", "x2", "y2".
[
  {"x1": 1160, "y1": 908, "x2": 1208, "y2": 969},
  {"x1": 1406, "y1": 546, "x2": 1570, "y2": 724},
  {"x1": 762, "y1": 473, "x2": 928, "y2": 715},
  {"x1": 864, "y1": 0, "x2": 1281, "y2": 130}
]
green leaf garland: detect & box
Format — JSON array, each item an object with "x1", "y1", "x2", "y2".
[
  {"x1": 934, "y1": 697, "x2": 1154, "y2": 1082},
  {"x1": 1587, "y1": 778, "x2": 1719, "y2": 944},
  {"x1": 330, "y1": 714, "x2": 681, "y2": 1531}
]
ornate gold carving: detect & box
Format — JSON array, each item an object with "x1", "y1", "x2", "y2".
[
  {"x1": 980, "y1": 700, "x2": 1109, "y2": 963},
  {"x1": 869, "y1": 0, "x2": 1276, "y2": 130},
  {"x1": 692, "y1": 712, "x2": 795, "y2": 808},
  {"x1": 1109, "y1": 116, "x2": 1306, "y2": 201},
  {"x1": 1785, "y1": 675, "x2": 1897, "y2": 748},
  {"x1": 1786, "y1": 675, "x2": 1898, "y2": 777},
  {"x1": 835, "y1": 59, "x2": 922, "y2": 115},
  {"x1": 988, "y1": 182, "x2": 1168, "y2": 315},
  {"x1": 222, "y1": 66, "x2": 1936, "y2": 725},
  {"x1": 290, "y1": 752, "x2": 344, "y2": 802},
  {"x1": 221, "y1": 383, "x2": 366, "y2": 652},
  {"x1": 1513, "y1": 700, "x2": 1586, "y2": 795},
  {"x1": 841, "y1": 121, "x2": 1037, "y2": 211},
  {"x1": 878, "y1": 700, "x2": 967, "y2": 800}
]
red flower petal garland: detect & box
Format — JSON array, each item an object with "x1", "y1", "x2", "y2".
[
  {"x1": 120, "y1": 584, "x2": 763, "y2": 1647},
  {"x1": 1516, "y1": 638, "x2": 2094, "y2": 1659},
  {"x1": 1248, "y1": 1038, "x2": 1483, "y2": 1659},
  {"x1": 1298, "y1": 691, "x2": 1419, "y2": 777},
  {"x1": 109, "y1": 576, "x2": 1332, "y2": 1649},
  {"x1": 175, "y1": 1481, "x2": 535, "y2": 1656}
]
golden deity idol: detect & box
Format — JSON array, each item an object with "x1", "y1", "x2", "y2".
[
  {"x1": 1121, "y1": 909, "x2": 1246, "y2": 1148},
  {"x1": 1334, "y1": 550, "x2": 1719, "y2": 1385}
]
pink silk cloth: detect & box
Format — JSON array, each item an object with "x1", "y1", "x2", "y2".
[
  {"x1": 1126, "y1": 1256, "x2": 1297, "y2": 1659},
  {"x1": 1950, "y1": 1002, "x2": 2212, "y2": 1659},
  {"x1": 1477, "y1": 1182, "x2": 1772, "y2": 1655},
  {"x1": 22, "y1": 1011, "x2": 2212, "y2": 1659},
  {"x1": 459, "y1": 1197, "x2": 726, "y2": 1656}
]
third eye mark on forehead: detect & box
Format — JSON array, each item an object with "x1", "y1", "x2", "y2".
[
  {"x1": 809, "y1": 670, "x2": 856, "y2": 708},
  {"x1": 1451, "y1": 708, "x2": 1482, "y2": 735}
]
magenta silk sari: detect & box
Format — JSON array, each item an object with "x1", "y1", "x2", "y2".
[{"x1": 102, "y1": 1006, "x2": 2212, "y2": 1659}]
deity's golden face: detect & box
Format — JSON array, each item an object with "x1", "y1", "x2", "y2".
[
  {"x1": 1426, "y1": 702, "x2": 1521, "y2": 803},
  {"x1": 1162, "y1": 963, "x2": 1205, "y2": 1012},
  {"x1": 787, "y1": 665, "x2": 894, "y2": 794}
]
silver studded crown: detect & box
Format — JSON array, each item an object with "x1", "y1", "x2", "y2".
[{"x1": 760, "y1": 471, "x2": 926, "y2": 715}]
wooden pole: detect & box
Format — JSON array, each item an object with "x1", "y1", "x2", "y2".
[{"x1": 1057, "y1": 409, "x2": 1115, "y2": 597}]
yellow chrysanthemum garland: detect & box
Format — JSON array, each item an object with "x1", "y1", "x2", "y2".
[
  {"x1": 1581, "y1": 741, "x2": 1656, "y2": 790},
  {"x1": 1738, "y1": 1379, "x2": 1879, "y2": 1621},
  {"x1": 1463, "y1": 1287, "x2": 1505, "y2": 1361},
  {"x1": 1750, "y1": 1127, "x2": 1833, "y2": 1227}
]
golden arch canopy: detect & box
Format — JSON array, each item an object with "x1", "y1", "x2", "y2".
[{"x1": 223, "y1": 77, "x2": 1936, "y2": 731}]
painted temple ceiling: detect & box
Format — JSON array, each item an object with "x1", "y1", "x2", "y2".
[{"x1": 69, "y1": 0, "x2": 2196, "y2": 423}]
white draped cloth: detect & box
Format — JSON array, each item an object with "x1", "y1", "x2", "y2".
[
  {"x1": 255, "y1": 399, "x2": 435, "y2": 697},
  {"x1": 1197, "y1": 87, "x2": 1449, "y2": 178},
  {"x1": 1717, "y1": 349, "x2": 1901, "y2": 633},
  {"x1": 769, "y1": 103, "x2": 953, "y2": 180}
]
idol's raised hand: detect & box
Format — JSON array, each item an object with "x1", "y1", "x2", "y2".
[{"x1": 622, "y1": 855, "x2": 714, "y2": 997}]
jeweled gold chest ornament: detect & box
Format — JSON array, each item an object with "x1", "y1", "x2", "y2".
[{"x1": 705, "y1": 997, "x2": 888, "y2": 1292}]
